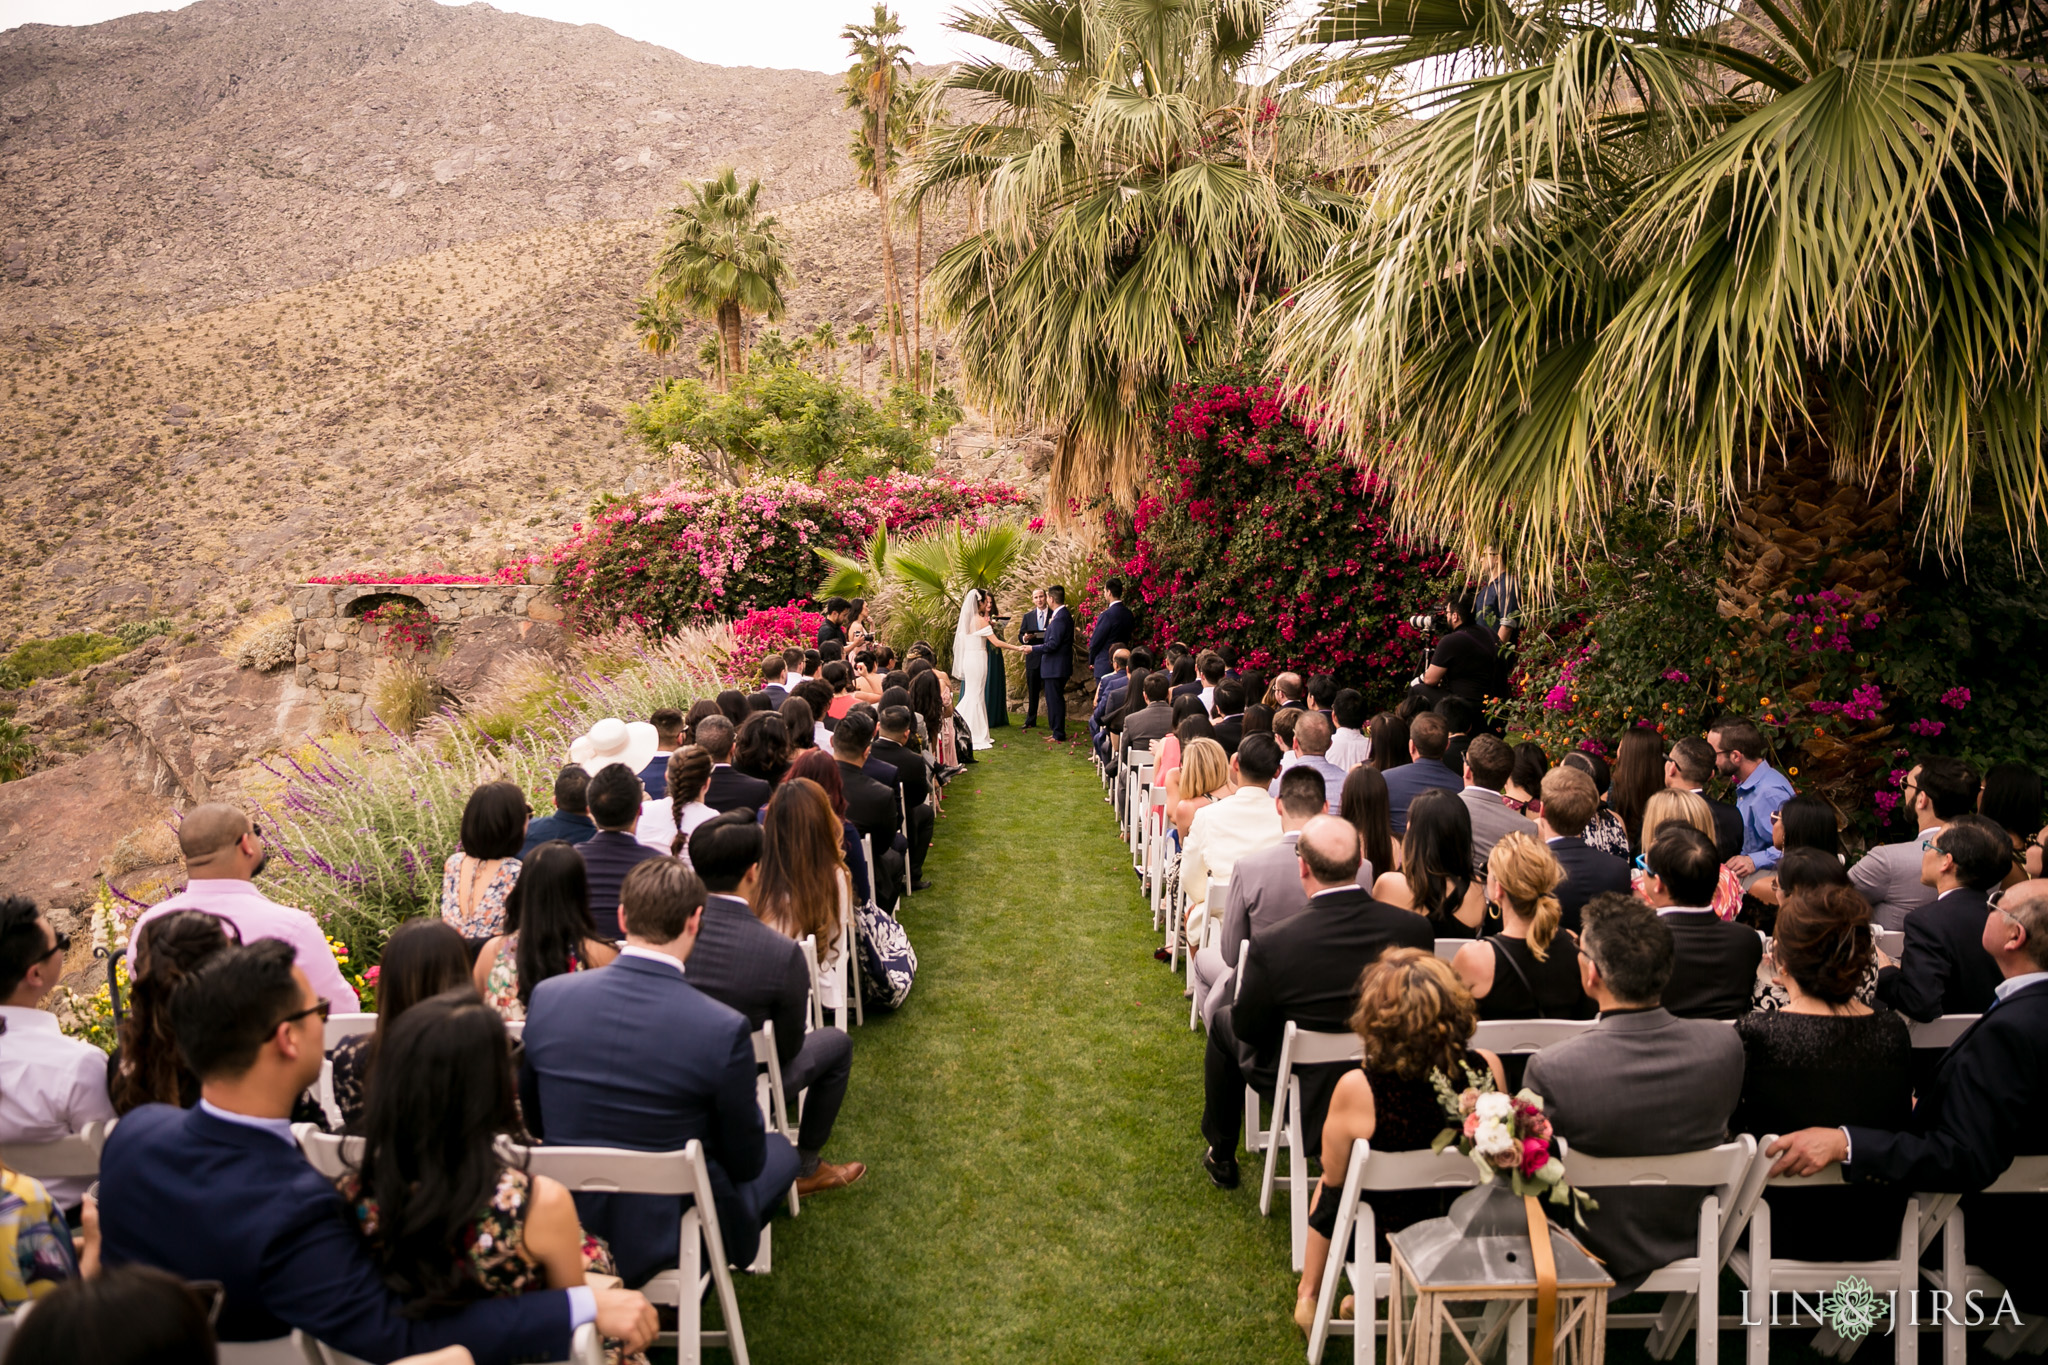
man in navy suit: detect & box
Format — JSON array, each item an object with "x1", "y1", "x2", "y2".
[
  {"x1": 1028, "y1": 583, "x2": 1075, "y2": 742},
  {"x1": 1771, "y1": 876, "x2": 2048, "y2": 1311},
  {"x1": 1381, "y1": 712, "x2": 1464, "y2": 834},
  {"x1": 1535, "y1": 766, "x2": 1630, "y2": 933},
  {"x1": 1086, "y1": 578, "x2": 1135, "y2": 680},
  {"x1": 522, "y1": 857, "x2": 800, "y2": 1285},
  {"x1": 1875, "y1": 813, "x2": 2011, "y2": 1020},
  {"x1": 99, "y1": 939, "x2": 656, "y2": 1362}
]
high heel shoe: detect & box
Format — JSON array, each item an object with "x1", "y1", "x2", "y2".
[{"x1": 1293, "y1": 1296, "x2": 1317, "y2": 1334}]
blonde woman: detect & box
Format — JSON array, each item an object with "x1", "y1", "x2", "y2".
[
  {"x1": 1636, "y1": 789, "x2": 1744, "y2": 920},
  {"x1": 1161, "y1": 738, "x2": 1232, "y2": 933},
  {"x1": 1451, "y1": 832, "x2": 1592, "y2": 1019}
]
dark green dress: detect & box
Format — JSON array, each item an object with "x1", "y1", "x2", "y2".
[{"x1": 984, "y1": 639, "x2": 1009, "y2": 728}]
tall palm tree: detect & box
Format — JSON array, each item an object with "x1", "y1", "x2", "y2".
[
  {"x1": 1276, "y1": 0, "x2": 2048, "y2": 617},
  {"x1": 646, "y1": 168, "x2": 790, "y2": 391},
  {"x1": 907, "y1": 0, "x2": 1376, "y2": 505},
  {"x1": 897, "y1": 75, "x2": 943, "y2": 394},
  {"x1": 843, "y1": 6, "x2": 915, "y2": 385},
  {"x1": 632, "y1": 294, "x2": 687, "y2": 369},
  {"x1": 848, "y1": 320, "x2": 876, "y2": 390}
]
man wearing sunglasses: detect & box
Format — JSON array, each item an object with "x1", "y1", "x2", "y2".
[
  {"x1": 125, "y1": 804, "x2": 358, "y2": 1012},
  {"x1": 0, "y1": 896, "x2": 117, "y2": 1217},
  {"x1": 99, "y1": 939, "x2": 657, "y2": 1361}
]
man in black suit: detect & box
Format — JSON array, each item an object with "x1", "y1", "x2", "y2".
[
  {"x1": 1086, "y1": 578, "x2": 1136, "y2": 680},
  {"x1": 832, "y1": 709, "x2": 906, "y2": 910},
  {"x1": 579, "y1": 763, "x2": 663, "y2": 941},
  {"x1": 1666, "y1": 736, "x2": 1743, "y2": 861},
  {"x1": 872, "y1": 705, "x2": 934, "y2": 890},
  {"x1": 521, "y1": 765, "x2": 597, "y2": 858},
  {"x1": 1019, "y1": 588, "x2": 1048, "y2": 729},
  {"x1": 1771, "y1": 876, "x2": 2048, "y2": 1312},
  {"x1": 1874, "y1": 813, "x2": 2012, "y2": 1020},
  {"x1": 1638, "y1": 825, "x2": 1760, "y2": 1019},
  {"x1": 1210, "y1": 678, "x2": 1247, "y2": 757},
  {"x1": 683, "y1": 814, "x2": 864, "y2": 1196},
  {"x1": 1199, "y1": 816, "x2": 1433, "y2": 1188},
  {"x1": 1027, "y1": 583, "x2": 1075, "y2": 742},
  {"x1": 1535, "y1": 767, "x2": 1630, "y2": 933},
  {"x1": 697, "y1": 715, "x2": 771, "y2": 815}
]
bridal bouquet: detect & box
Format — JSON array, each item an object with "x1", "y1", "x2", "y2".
[{"x1": 1430, "y1": 1063, "x2": 1595, "y2": 1217}]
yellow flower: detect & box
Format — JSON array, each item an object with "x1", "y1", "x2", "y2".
[{"x1": 1789, "y1": 767, "x2": 1800, "y2": 776}]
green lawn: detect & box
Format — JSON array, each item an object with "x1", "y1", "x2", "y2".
[{"x1": 728, "y1": 735, "x2": 1301, "y2": 1363}]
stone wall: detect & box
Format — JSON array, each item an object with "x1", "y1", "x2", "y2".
[{"x1": 290, "y1": 579, "x2": 568, "y2": 728}]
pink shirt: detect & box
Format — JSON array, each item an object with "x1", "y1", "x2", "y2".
[{"x1": 126, "y1": 880, "x2": 361, "y2": 1012}]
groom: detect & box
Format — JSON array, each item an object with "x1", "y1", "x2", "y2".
[{"x1": 1026, "y1": 585, "x2": 1073, "y2": 743}]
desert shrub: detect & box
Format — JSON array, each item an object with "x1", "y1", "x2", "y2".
[
  {"x1": 226, "y1": 607, "x2": 297, "y2": 672},
  {"x1": 4, "y1": 632, "x2": 129, "y2": 682},
  {"x1": 0, "y1": 721, "x2": 32, "y2": 782},
  {"x1": 368, "y1": 657, "x2": 435, "y2": 733},
  {"x1": 114, "y1": 617, "x2": 173, "y2": 648}
]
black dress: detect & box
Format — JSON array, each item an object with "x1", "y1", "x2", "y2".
[
  {"x1": 1308, "y1": 1047, "x2": 1490, "y2": 1259},
  {"x1": 1423, "y1": 878, "x2": 1481, "y2": 940},
  {"x1": 1731, "y1": 1009, "x2": 1913, "y2": 1261},
  {"x1": 1477, "y1": 936, "x2": 1594, "y2": 1021}
]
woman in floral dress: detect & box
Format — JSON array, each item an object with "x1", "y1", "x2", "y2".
[
  {"x1": 440, "y1": 781, "x2": 529, "y2": 945},
  {"x1": 472, "y1": 840, "x2": 617, "y2": 1022},
  {"x1": 337, "y1": 993, "x2": 643, "y2": 1365}
]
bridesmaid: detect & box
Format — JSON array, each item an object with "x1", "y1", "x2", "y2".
[{"x1": 983, "y1": 592, "x2": 1010, "y2": 730}]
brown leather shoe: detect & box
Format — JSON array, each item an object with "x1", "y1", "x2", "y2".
[{"x1": 795, "y1": 1160, "x2": 867, "y2": 1196}]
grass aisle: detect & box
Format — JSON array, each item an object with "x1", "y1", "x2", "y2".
[{"x1": 729, "y1": 735, "x2": 1298, "y2": 1363}]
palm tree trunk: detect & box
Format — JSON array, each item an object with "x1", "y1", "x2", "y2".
[
  {"x1": 719, "y1": 300, "x2": 744, "y2": 386},
  {"x1": 1717, "y1": 441, "x2": 1910, "y2": 630},
  {"x1": 874, "y1": 162, "x2": 907, "y2": 386},
  {"x1": 912, "y1": 205, "x2": 925, "y2": 394}
]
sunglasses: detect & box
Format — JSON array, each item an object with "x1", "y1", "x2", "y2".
[
  {"x1": 275, "y1": 999, "x2": 332, "y2": 1030},
  {"x1": 1632, "y1": 853, "x2": 1650, "y2": 872},
  {"x1": 36, "y1": 930, "x2": 70, "y2": 964}
]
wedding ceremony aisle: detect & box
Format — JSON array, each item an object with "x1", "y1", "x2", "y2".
[{"x1": 727, "y1": 737, "x2": 1298, "y2": 1362}]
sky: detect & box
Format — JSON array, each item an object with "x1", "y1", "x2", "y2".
[{"x1": 0, "y1": 0, "x2": 980, "y2": 72}]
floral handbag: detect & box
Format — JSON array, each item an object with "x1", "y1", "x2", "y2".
[{"x1": 855, "y1": 902, "x2": 917, "y2": 1010}]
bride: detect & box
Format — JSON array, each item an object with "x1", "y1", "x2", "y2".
[{"x1": 951, "y1": 588, "x2": 1031, "y2": 751}]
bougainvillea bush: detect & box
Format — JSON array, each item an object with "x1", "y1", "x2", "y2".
[
  {"x1": 551, "y1": 473, "x2": 1027, "y2": 633},
  {"x1": 1498, "y1": 502, "x2": 2048, "y2": 845},
  {"x1": 1098, "y1": 365, "x2": 1450, "y2": 706}
]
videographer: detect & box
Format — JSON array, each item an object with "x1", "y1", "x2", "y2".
[{"x1": 1407, "y1": 591, "x2": 1499, "y2": 707}]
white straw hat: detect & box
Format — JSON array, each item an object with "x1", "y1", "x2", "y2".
[{"x1": 572, "y1": 717, "x2": 660, "y2": 779}]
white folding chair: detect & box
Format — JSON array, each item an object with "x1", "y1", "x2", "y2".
[
  {"x1": 814, "y1": 872, "x2": 862, "y2": 1030},
  {"x1": 316, "y1": 1013, "x2": 381, "y2": 1129},
  {"x1": 1566, "y1": 1136, "x2": 1762, "y2": 1365},
  {"x1": 504, "y1": 1019, "x2": 524, "y2": 1044},
  {"x1": 308, "y1": 1327, "x2": 605, "y2": 1365},
  {"x1": 1432, "y1": 938, "x2": 1467, "y2": 963},
  {"x1": 1470, "y1": 1018, "x2": 1599, "y2": 1055},
  {"x1": 514, "y1": 1140, "x2": 758, "y2": 1365},
  {"x1": 859, "y1": 833, "x2": 878, "y2": 910},
  {"x1": 751, "y1": 1023, "x2": 800, "y2": 1217},
  {"x1": 1925, "y1": 1156, "x2": 2048, "y2": 1364},
  {"x1": 217, "y1": 1338, "x2": 323, "y2": 1365},
  {"x1": 1254, "y1": 1021, "x2": 1365, "y2": 1272},
  {"x1": 897, "y1": 786, "x2": 913, "y2": 900},
  {"x1": 799, "y1": 934, "x2": 825, "y2": 1033},
  {"x1": 0, "y1": 1122, "x2": 108, "y2": 1186},
  {"x1": 1305, "y1": 1142, "x2": 1482, "y2": 1364},
  {"x1": 1909, "y1": 1014, "x2": 1979, "y2": 1049},
  {"x1": 1185, "y1": 876, "x2": 1230, "y2": 1028},
  {"x1": 1876, "y1": 928, "x2": 1905, "y2": 961}
]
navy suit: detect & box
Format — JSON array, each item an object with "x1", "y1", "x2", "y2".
[
  {"x1": 577, "y1": 829, "x2": 660, "y2": 942},
  {"x1": 1545, "y1": 835, "x2": 1631, "y2": 933},
  {"x1": 521, "y1": 809, "x2": 596, "y2": 859},
  {"x1": 100, "y1": 1105, "x2": 571, "y2": 1363},
  {"x1": 639, "y1": 752, "x2": 675, "y2": 803},
  {"x1": 1091, "y1": 672, "x2": 1131, "y2": 754},
  {"x1": 1875, "y1": 887, "x2": 2003, "y2": 1021},
  {"x1": 1381, "y1": 757, "x2": 1463, "y2": 834},
  {"x1": 521, "y1": 954, "x2": 799, "y2": 1284},
  {"x1": 1086, "y1": 599, "x2": 1134, "y2": 678},
  {"x1": 1030, "y1": 604, "x2": 1075, "y2": 740}
]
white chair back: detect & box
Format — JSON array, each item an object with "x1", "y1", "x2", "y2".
[
  {"x1": 0, "y1": 1121, "x2": 109, "y2": 1182},
  {"x1": 310, "y1": 1326, "x2": 604, "y2": 1365},
  {"x1": 1909, "y1": 1013, "x2": 1978, "y2": 1049},
  {"x1": 1431, "y1": 938, "x2": 1466, "y2": 962},
  {"x1": 295, "y1": 1126, "x2": 360, "y2": 1180},
  {"x1": 218, "y1": 1338, "x2": 322, "y2": 1365},
  {"x1": 322, "y1": 1013, "x2": 377, "y2": 1053},
  {"x1": 752, "y1": 1023, "x2": 800, "y2": 1217},
  {"x1": 799, "y1": 933, "x2": 824, "y2": 1033},
  {"x1": 1875, "y1": 928, "x2": 1905, "y2": 961},
  {"x1": 1259, "y1": 1022, "x2": 1365, "y2": 1271},
  {"x1": 1471, "y1": 1018, "x2": 1597, "y2": 1053},
  {"x1": 504, "y1": 1019, "x2": 524, "y2": 1044}
]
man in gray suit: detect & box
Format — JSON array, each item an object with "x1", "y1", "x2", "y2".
[
  {"x1": 1121, "y1": 672, "x2": 1178, "y2": 751},
  {"x1": 1848, "y1": 755, "x2": 1980, "y2": 931},
  {"x1": 1268, "y1": 711, "x2": 1345, "y2": 814},
  {"x1": 1195, "y1": 767, "x2": 1325, "y2": 1027},
  {"x1": 1524, "y1": 892, "x2": 1744, "y2": 1295},
  {"x1": 1459, "y1": 734, "x2": 1537, "y2": 877}
]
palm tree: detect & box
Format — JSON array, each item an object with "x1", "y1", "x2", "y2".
[
  {"x1": 848, "y1": 320, "x2": 876, "y2": 390},
  {"x1": 907, "y1": 0, "x2": 1375, "y2": 505},
  {"x1": 646, "y1": 168, "x2": 790, "y2": 391},
  {"x1": 881, "y1": 520, "x2": 1034, "y2": 670},
  {"x1": 810, "y1": 321, "x2": 841, "y2": 375},
  {"x1": 815, "y1": 521, "x2": 892, "y2": 599},
  {"x1": 1276, "y1": 0, "x2": 2048, "y2": 618},
  {"x1": 632, "y1": 294, "x2": 687, "y2": 368},
  {"x1": 843, "y1": 6, "x2": 915, "y2": 386},
  {"x1": 897, "y1": 75, "x2": 943, "y2": 394}
]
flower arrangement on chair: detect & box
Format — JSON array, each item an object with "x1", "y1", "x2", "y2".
[{"x1": 1430, "y1": 1063, "x2": 1595, "y2": 1220}]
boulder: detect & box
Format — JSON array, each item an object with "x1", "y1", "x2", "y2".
[
  {"x1": 0, "y1": 746, "x2": 174, "y2": 924},
  {"x1": 432, "y1": 617, "x2": 574, "y2": 703},
  {"x1": 113, "y1": 658, "x2": 324, "y2": 803}
]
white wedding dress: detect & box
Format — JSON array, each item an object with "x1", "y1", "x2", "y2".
[{"x1": 952, "y1": 590, "x2": 996, "y2": 751}]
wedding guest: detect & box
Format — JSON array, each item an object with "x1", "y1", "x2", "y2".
[
  {"x1": 1198, "y1": 652, "x2": 1227, "y2": 714},
  {"x1": 1195, "y1": 766, "x2": 1323, "y2": 1027},
  {"x1": 1210, "y1": 679, "x2": 1248, "y2": 757},
  {"x1": 1086, "y1": 579, "x2": 1136, "y2": 679},
  {"x1": 522, "y1": 766, "x2": 598, "y2": 857},
  {"x1": 128, "y1": 803, "x2": 359, "y2": 1012},
  {"x1": 1270, "y1": 711, "x2": 1345, "y2": 813},
  {"x1": 907, "y1": 669, "x2": 953, "y2": 766},
  {"x1": 794, "y1": 679, "x2": 836, "y2": 743},
  {"x1": 1168, "y1": 655, "x2": 1201, "y2": 702},
  {"x1": 1536, "y1": 767, "x2": 1631, "y2": 932},
  {"x1": 1372, "y1": 787, "x2": 1485, "y2": 937},
  {"x1": 520, "y1": 859, "x2": 800, "y2": 1282},
  {"x1": 1749, "y1": 849, "x2": 1861, "y2": 1010},
  {"x1": 1608, "y1": 728, "x2": 1665, "y2": 853},
  {"x1": 682, "y1": 699, "x2": 722, "y2": 743},
  {"x1": 1201, "y1": 818, "x2": 1434, "y2": 1191},
  {"x1": 1328, "y1": 689, "x2": 1371, "y2": 771},
  {"x1": 1381, "y1": 713, "x2": 1461, "y2": 835},
  {"x1": 872, "y1": 706, "x2": 934, "y2": 890},
  {"x1": 641, "y1": 709, "x2": 685, "y2": 802},
  {"x1": 579, "y1": 764, "x2": 662, "y2": 942},
  {"x1": 111, "y1": 910, "x2": 235, "y2": 1115},
  {"x1": 440, "y1": 782, "x2": 528, "y2": 945},
  {"x1": 1636, "y1": 789, "x2": 1743, "y2": 920},
  {"x1": 1637, "y1": 825, "x2": 1761, "y2": 1019},
  {"x1": 831, "y1": 709, "x2": 907, "y2": 911},
  {"x1": 331, "y1": 919, "x2": 474, "y2": 1129},
  {"x1": 684, "y1": 812, "x2": 864, "y2": 1196},
  {"x1": 1873, "y1": 812, "x2": 2011, "y2": 1020},
  {"x1": 1523, "y1": 893, "x2": 1745, "y2": 1295},
  {"x1": 757, "y1": 778, "x2": 854, "y2": 1020},
  {"x1": 1665, "y1": 736, "x2": 1744, "y2": 860},
  {"x1": 1740, "y1": 791, "x2": 1839, "y2": 909},
  {"x1": 1242, "y1": 703, "x2": 1274, "y2": 740},
  {"x1": 780, "y1": 696, "x2": 819, "y2": 755},
  {"x1": 1091, "y1": 648, "x2": 1134, "y2": 752},
  {"x1": 1122, "y1": 673, "x2": 1177, "y2": 752},
  {"x1": 0, "y1": 897, "x2": 117, "y2": 1213},
  {"x1": 819, "y1": 661, "x2": 857, "y2": 720},
  {"x1": 339, "y1": 993, "x2": 636, "y2": 1338},
  {"x1": 1503, "y1": 742, "x2": 1548, "y2": 818},
  {"x1": 1181, "y1": 734, "x2": 1286, "y2": 915},
  {"x1": 1149, "y1": 699, "x2": 1209, "y2": 813},
  {"x1": 1339, "y1": 764, "x2": 1397, "y2": 882},
  {"x1": 716, "y1": 689, "x2": 749, "y2": 729},
  {"x1": 473, "y1": 841, "x2": 619, "y2": 1023},
  {"x1": 1433, "y1": 696, "x2": 1480, "y2": 776},
  {"x1": 1559, "y1": 750, "x2": 1631, "y2": 859},
  {"x1": 101, "y1": 940, "x2": 654, "y2": 1359},
  {"x1": 1458, "y1": 734, "x2": 1536, "y2": 876},
  {"x1": 1366, "y1": 712, "x2": 1409, "y2": 774},
  {"x1": 788, "y1": 748, "x2": 874, "y2": 907},
  {"x1": 1, "y1": 1265, "x2": 216, "y2": 1363},
  {"x1": 759, "y1": 654, "x2": 790, "y2": 705},
  {"x1": 697, "y1": 716, "x2": 771, "y2": 815},
  {"x1": 1768, "y1": 877, "x2": 2048, "y2": 1313},
  {"x1": 1452, "y1": 832, "x2": 1592, "y2": 1021},
  {"x1": 1850, "y1": 755, "x2": 1978, "y2": 931},
  {"x1": 636, "y1": 746, "x2": 715, "y2": 856},
  {"x1": 1980, "y1": 761, "x2": 2041, "y2": 888},
  {"x1": 1296, "y1": 949, "x2": 1505, "y2": 1329},
  {"x1": 1707, "y1": 716, "x2": 1797, "y2": 877},
  {"x1": 1732, "y1": 883, "x2": 1911, "y2": 1261},
  {"x1": 733, "y1": 712, "x2": 792, "y2": 789}
]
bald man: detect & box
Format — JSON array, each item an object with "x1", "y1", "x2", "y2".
[
  {"x1": 1199, "y1": 815, "x2": 1432, "y2": 1188},
  {"x1": 126, "y1": 804, "x2": 359, "y2": 1012}
]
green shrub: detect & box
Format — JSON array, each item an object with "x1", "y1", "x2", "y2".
[{"x1": 4, "y1": 633, "x2": 129, "y2": 681}]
